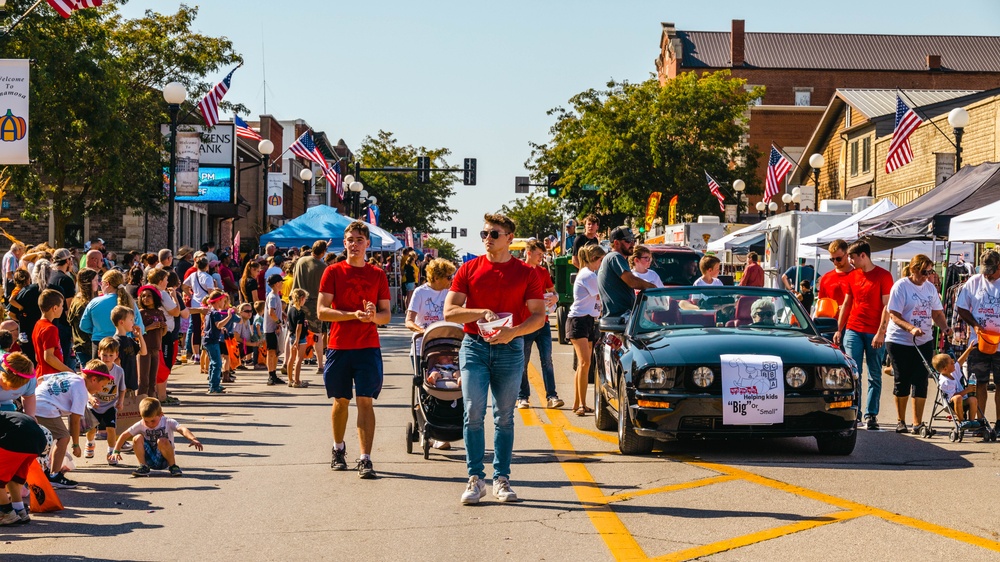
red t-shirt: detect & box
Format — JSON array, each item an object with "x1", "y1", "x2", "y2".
[
  {"x1": 255, "y1": 269, "x2": 266, "y2": 301},
  {"x1": 319, "y1": 262, "x2": 390, "y2": 350},
  {"x1": 845, "y1": 266, "x2": 893, "y2": 334},
  {"x1": 33, "y1": 318, "x2": 63, "y2": 377},
  {"x1": 451, "y1": 255, "x2": 544, "y2": 336},
  {"x1": 818, "y1": 269, "x2": 853, "y2": 312}
]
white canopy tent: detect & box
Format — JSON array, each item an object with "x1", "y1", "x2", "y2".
[
  {"x1": 797, "y1": 199, "x2": 898, "y2": 255},
  {"x1": 948, "y1": 199, "x2": 1000, "y2": 243},
  {"x1": 706, "y1": 222, "x2": 768, "y2": 252}
]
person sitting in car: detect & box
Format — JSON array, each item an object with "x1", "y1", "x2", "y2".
[{"x1": 751, "y1": 299, "x2": 776, "y2": 326}]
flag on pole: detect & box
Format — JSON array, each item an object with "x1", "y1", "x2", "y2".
[
  {"x1": 233, "y1": 231, "x2": 241, "y2": 263},
  {"x1": 197, "y1": 66, "x2": 239, "y2": 128},
  {"x1": 289, "y1": 131, "x2": 327, "y2": 168},
  {"x1": 885, "y1": 95, "x2": 923, "y2": 174},
  {"x1": 765, "y1": 146, "x2": 792, "y2": 203},
  {"x1": 705, "y1": 172, "x2": 726, "y2": 213},
  {"x1": 329, "y1": 162, "x2": 344, "y2": 201},
  {"x1": 234, "y1": 115, "x2": 262, "y2": 141},
  {"x1": 46, "y1": 0, "x2": 102, "y2": 18}
]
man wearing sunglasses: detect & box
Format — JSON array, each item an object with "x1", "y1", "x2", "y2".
[
  {"x1": 445, "y1": 213, "x2": 546, "y2": 505},
  {"x1": 598, "y1": 226, "x2": 656, "y2": 319},
  {"x1": 818, "y1": 239, "x2": 854, "y2": 308},
  {"x1": 833, "y1": 241, "x2": 892, "y2": 430},
  {"x1": 956, "y1": 250, "x2": 1000, "y2": 429}
]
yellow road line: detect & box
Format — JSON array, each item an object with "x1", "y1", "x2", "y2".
[
  {"x1": 650, "y1": 510, "x2": 865, "y2": 562},
  {"x1": 516, "y1": 405, "x2": 542, "y2": 426},
  {"x1": 603, "y1": 475, "x2": 738, "y2": 504}
]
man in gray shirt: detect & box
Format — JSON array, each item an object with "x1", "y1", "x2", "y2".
[{"x1": 598, "y1": 227, "x2": 655, "y2": 318}]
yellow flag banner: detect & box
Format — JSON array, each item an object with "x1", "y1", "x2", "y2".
[
  {"x1": 667, "y1": 195, "x2": 678, "y2": 225},
  {"x1": 644, "y1": 192, "x2": 663, "y2": 233}
]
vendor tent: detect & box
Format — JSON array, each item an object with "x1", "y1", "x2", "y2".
[
  {"x1": 706, "y1": 222, "x2": 768, "y2": 252},
  {"x1": 364, "y1": 222, "x2": 403, "y2": 251},
  {"x1": 948, "y1": 199, "x2": 1000, "y2": 243},
  {"x1": 798, "y1": 199, "x2": 897, "y2": 255},
  {"x1": 858, "y1": 162, "x2": 1000, "y2": 249},
  {"x1": 260, "y1": 205, "x2": 385, "y2": 250}
]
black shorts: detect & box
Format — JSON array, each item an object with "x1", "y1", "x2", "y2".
[
  {"x1": 87, "y1": 407, "x2": 117, "y2": 430},
  {"x1": 265, "y1": 332, "x2": 279, "y2": 350},
  {"x1": 886, "y1": 341, "x2": 933, "y2": 399},
  {"x1": 567, "y1": 315, "x2": 599, "y2": 342},
  {"x1": 323, "y1": 348, "x2": 383, "y2": 400},
  {"x1": 966, "y1": 348, "x2": 1000, "y2": 385}
]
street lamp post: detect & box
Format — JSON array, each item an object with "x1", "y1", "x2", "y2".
[
  {"x1": 768, "y1": 201, "x2": 778, "y2": 216},
  {"x1": 791, "y1": 187, "x2": 802, "y2": 211},
  {"x1": 343, "y1": 174, "x2": 363, "y2": 219},
  {"x1": 163, "y1": 82, "x2": 187, "y2": 251},
  {"x1": 808, "y1": 153, "x2": 824, "y2": 206},
  {"x1": 300, "y1": 167, "x2": 313, "y2": 211},
  {"x1": 948, "y1": 108, "x2": 970, "y2": 171},
  {"x1": 781, "y1": 193, "x2": 793, "y2": 212},
  {"x1": 756, "y1": 201, "x2": 766, "y2": 220},
  {"x1": 258, "y1": 139, "x2": 275, "y2": 238},
  {"x1": 733, "y1": 179, "x2": 745, "y2": 223}
]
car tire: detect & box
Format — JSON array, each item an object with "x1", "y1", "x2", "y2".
[
  {"x1": 617, "y1": 379, "x2": 653, "y2": 455},
  {"x1": 815, "y1": 429, "x2": 857, "y2": 455},
  {"x1": 556, "y1": 306, "x2": 569, "y2": 345},
  {"x1": 594, "y1": 379, "x2": 615, "y2": 431}
]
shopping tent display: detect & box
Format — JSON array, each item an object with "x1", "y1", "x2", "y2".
[
  {"x1": 364, "y1": 222, "x2": 403, "y2": 251},
  {"x1": 858, "y1": 162, "x2": 1000, "y2": 250},
  {"x1": 259, "y1": 205, "x2": 382, "y2": 250},
  {"x1": 798, "y1": 199, "x2": 897, "y2": 254},
  {"x1": 706, "y1": 222, "x2": 768, "y2": 252},
  {"x1": 948, "y1": 199, "x2": 1000, "y2": 243}
]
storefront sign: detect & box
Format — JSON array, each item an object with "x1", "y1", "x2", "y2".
[
  {"x1": 160, "y1": 124, "x2": 235, "y2": 166},
  {"x1": 0, "y1": 60, "x2": 30, "y2": 165},
  {"x1": 721, "y1": 354, "x2": 783, "y2": 425}
]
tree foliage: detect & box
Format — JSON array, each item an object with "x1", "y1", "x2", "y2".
[
  {"x1": 526, "y1": 71, "x2": 763, "y2": 224},
  {"x1": 500, "y1": 192, "x2": 563, "y2": 240},
  {"x1": 423, "y1": 236, "x2": 458, "y2": 261},
  {"x1": 0, "y1": 1, "x2": 242, "y2": 245},
  {"x1": 354, "y1": 130, "x2": 456, "y2": 234}
]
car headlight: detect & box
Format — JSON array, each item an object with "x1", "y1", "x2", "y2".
[
  {"x1": 639, "y1": 367, "x2": 675, "y2": 389},
  {"x1": 692, "y1": 366, "x2": 714, "y2": 388},
  {"x1": 819, "y1": 366, "x2": 853, "y2": 389},
  {"x1": 785, "y1": 366, "x2": 808, "y2": 388}
]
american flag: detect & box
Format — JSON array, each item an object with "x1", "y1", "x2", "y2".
[
  {"x1": 328, "y1": 161, "x2": 344, "y2": 201},
  {"x1": 289, "y1": 131, "x2": 327, "y2": 168},
  {"x1": 885, "y1": 95, "x2": 923, "y2": 174},
  {"x1": 197, "y1": 66, "x2": 239, "y2": 128},
  {"x1": 765, "y1": 146, "x2": 792, "y2": 203},
  {"x1": 46, "y1": 0, "x2": 102, "y2": 18},
  {"x1": 705, "y1": 172, "x2": 726, "y2": 213},
  {"x1": 234, "y1": 115, "x2": 262, "y2": 141}
]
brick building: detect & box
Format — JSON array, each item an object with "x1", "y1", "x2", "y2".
[
  {"x1": 789, "y1": 88, "x2": 1000, "y2": 205},
  {"x1": 656, "y1": 20, "x2": 1000, "y2": 189}
]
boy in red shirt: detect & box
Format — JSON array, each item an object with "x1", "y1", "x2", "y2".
[
  {"x1": 833, "y1": 241, "x2": 893, "y2": 430},
  {"x1": 34, "y1": 289, "x2": 72, "y2": 377},
  {"x1": 317, "y1": 222, "x2": 390, "y2": 480}
]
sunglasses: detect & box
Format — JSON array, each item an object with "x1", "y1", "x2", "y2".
[
  {"x1": 920, "y1": 269, "x2": 935, "y2": 276},
  {"x1": 480, "y1": 230, "x2": 504, "y2": 240},
  {"x1": 829, "y1": 255, "x2": 845, "y2": 263},
  {"x1": 755, "y1": 311, "x2": 774, "y2": 318}
]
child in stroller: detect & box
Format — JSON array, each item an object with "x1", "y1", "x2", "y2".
[{"x1": 932, "y1": 352, "x2": 980, "y2": 431}]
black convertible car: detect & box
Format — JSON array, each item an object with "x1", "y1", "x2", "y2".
[{"x1": 594, "y1": 286, "x2": 859, "y2": 455}]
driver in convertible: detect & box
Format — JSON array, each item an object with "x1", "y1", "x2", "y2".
[{"x1": 751, "y1": 298, "x2": 776, "y2": 326}]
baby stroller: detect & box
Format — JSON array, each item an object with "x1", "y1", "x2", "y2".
[
  {"x1": 407, "y1": 321, "x2": 465, "y2": 459},
  {"x1": 917, "y1": 340, "x2": 996, "y2": 443}
]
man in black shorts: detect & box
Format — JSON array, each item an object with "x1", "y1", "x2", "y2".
[{"x1": 317, "y1": 222, "x2": 391, "y2": 479}]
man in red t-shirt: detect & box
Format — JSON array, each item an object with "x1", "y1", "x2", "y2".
[
  {"x1": 817, "y1": 239, "x2": 854, "y2": 313},
  {"x1": 34, "y1": 290, "x2": 72, "y2": 377},
  {"x1": 445, "y1": 213, "x2": 546, "y2": 505},
  {"x1": 833, "y1": 241, "x2": 893, "y2": 430},
  {"x1": 516, "y1": 240, "x2": 561, "y2": 410},
  {"x1": 317, "y1": 222, "x2": 390, "y2": 480},
  {"x1": 738, "y1": 252, "x2": 764, "y2": 287}
]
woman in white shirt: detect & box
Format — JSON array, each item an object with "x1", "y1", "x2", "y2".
[
  {"x1": 567, "y1": 245, "x2": 606, "y2": 416},
  {"x1": 630, "y1": 245, "x2": 663, "y2": 288}
]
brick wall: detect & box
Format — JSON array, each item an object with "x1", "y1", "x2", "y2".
[{"x1": 747, "y1": 106, "x2": 825, "y2": 187}]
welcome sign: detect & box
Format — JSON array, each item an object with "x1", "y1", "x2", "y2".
[
  {"x1": 721, "y1": 354, "x2": 784, "y2": 425},
  {"x1": 0, "y1": 60, "x2": 29, "y2": 165}
]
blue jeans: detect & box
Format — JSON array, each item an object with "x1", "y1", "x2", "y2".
[
  {"x1": 204, "y1": 342, "x2": 222, "y2": 391},
  {"x1": 843, "y1": 329, "x2": 885, "y2": 417},
  {"x1": 518, "y1": 323, "x2": 557, "y2": 400},
  {"x1": 460, "y1": 335, "x2": 524, "y2": 480}
]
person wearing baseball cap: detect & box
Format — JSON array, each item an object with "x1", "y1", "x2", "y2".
[
  {"x1": 597, "y1": 226, "x2": 654, "y2": 318},
  {"x1": 957, "y1": 249, "x2": 1000, "y2": 428}
]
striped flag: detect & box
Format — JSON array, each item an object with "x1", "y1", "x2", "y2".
[
  {"x1": 46, "y1": 0, "x2": 102, "y2": 18},
  {"x1": 885, "y1": 95, "x2": 923, "y2": 174},
  {"x1": 329, "y1": 162, "x2": 344, "y2": 201},
  {"x1": 705, "y1": 172, "x2": 726, "y2": 213},
  {"x1": 765, "y1": 146, "x2": 792, "y2": 203},
  {"x1": 234, "y1": 115, "x2": 262, "y2": 141},
  {"x1": 288, "y1": 131, "x2": 327, "y2": 167},
  {"x1": 197, "y1": 66, "x2": 238, "y2": 128}
]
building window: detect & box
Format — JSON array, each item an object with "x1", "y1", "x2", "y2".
[
  {"x1": 794, "y1": 89, "x2": 811, "y2": 106},
  {"x1": 745, "y1": 84, "x2": 763, "y2": 106},
  {"x1": 844, "y1": 109, "x2": 852, "y2": 129},
  {"x1": 861, "y1": 137, "x2": 871, "y2": 173},
  {"x1": 850, "y1": 141, "x2": 859, "y2": 177}
]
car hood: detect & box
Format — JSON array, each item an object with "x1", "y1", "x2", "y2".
[{"x1": 633, "y1": 328, "x2": 848, "y2": 366}]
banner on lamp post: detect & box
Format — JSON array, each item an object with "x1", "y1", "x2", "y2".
[
  {"x1": 643, "y1": 192, "x2": 662, "y2": 233},
  {"x1": 267, "y1": 172, "x2": 284, "y2": 216},
  {"x1": 175, "y1": 132, "x2": 201, "y2": 196},
  {"x1": 0, "y1": 60, "x2": 30, "y2": 165}
]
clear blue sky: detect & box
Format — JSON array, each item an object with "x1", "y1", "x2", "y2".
[{"x1": 122, "y1": 0, "x2": 1000, "y2": 255}]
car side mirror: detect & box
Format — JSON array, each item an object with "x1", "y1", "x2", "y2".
[
  {"x1": 599, "y1": 316, "x2": 626, "y2": 333},
  {"x1": 813, "y1": 317, "x2": 838, "y2": 334}
]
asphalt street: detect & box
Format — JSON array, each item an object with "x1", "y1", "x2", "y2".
[{"x1": 5, "y1": 321, "x2": 1000, "y2": 561}]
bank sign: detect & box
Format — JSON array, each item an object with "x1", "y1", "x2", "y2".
[{"x1": 160, "y1": 123, "x2": 235, "y2": 166}]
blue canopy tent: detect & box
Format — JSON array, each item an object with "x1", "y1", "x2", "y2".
[{"x1": 260, "y1": 205, "x2": 401, "y2": 251}]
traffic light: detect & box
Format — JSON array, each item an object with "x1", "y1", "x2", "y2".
[
  {"x1": 463, "y1": 158, "x2": 477, "y2": 186},
  {"x1": 417, "y1": 156, "x2": 430, "y2": 184},
  {"x1": 547, "y1": 173, "x2": 560, "y2": 198},
  {"x1": 638, "y1": 225, "x2": 646, "y2": 234},
  {"x1": 451, "y1": 226, "x2": 457, "y2": 239}
]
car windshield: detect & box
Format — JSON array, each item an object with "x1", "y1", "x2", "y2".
[
  {"x1": 650, "y1": 252, "x2": 701, "y2": 286},
  {"x1": 635, "y1": 287, "x2": 812, "y2": 334}
]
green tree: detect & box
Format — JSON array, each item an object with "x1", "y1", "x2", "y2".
[
  {"x1": 354, "y1": 131, "x2": 456, "y2": 233},
  {"x1": 527, "y1": 71, "x2": 762, "y2": 225},
  {"x1": 423, "y1": 236, "x2": 458, "y2": 261},
  {"x1": 500, "y1": 192, "x2": 563, "y2": 240},
  {"x1": 1, "y1": 1, "x2": 243, "y2": 245}
]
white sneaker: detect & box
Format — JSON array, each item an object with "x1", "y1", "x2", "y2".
[
  {"x1": 0, "y1": 510, "x2": 19, "y2": 526},
  {"x1": 460, "y1": 476, "x2": 488, "y2": 505},
  {"x1": 516, "y1": 399, "x2": 530, "y2": 409},
  {"x1": 493, "y1": 476, "x2": 519, "y2": 502}
]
